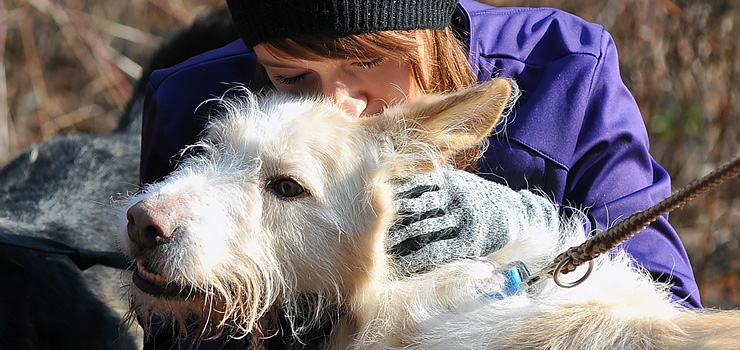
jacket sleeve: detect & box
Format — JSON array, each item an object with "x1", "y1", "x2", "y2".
[
  {"x1": 469, "y1": 6, "x2": 701, "y2": 308},
  {"x1": 572, "y1": 31, "x2": 701, "y2": 308}
]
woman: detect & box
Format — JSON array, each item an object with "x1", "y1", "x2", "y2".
[{"x1": 139, "y1": 0, "x2": 700, "y2": 348}]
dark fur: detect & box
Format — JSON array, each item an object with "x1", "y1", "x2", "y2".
[{"x1": 0, "y1": 7, "x2": 239, "y2": 349}]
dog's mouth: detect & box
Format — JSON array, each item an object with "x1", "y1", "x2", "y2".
[{"x1": 133, "y1": 261, "x2": 192, "y2": 298}]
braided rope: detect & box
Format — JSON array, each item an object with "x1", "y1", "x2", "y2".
[{"x1": 555, "y1": 154, "x2": 740, "y2": 275}]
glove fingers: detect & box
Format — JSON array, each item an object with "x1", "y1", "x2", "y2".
[
  {"x1": 393, "y1": 234, "x2": 499, "y2": 274},
  {"x1": 391, "y1": 208, "x2": 445, "y2": 230},
  {"x1": 390, "y1": 171, "x2": 443, "y2": 198},
  {"x1": 394, "y1": 189, "x2": 450, "y2": 215},
  {"x1": 394, "y1": 183, "x2": 439, "y2": 200},
  {"x1": 387, "y1": 227, "x2": 457, "y2": 257},
  {"x1": 392, "y1": 239, "x2": 462, "y2": 274},
  {"x1": 387, "y1": 214, "x2": 461, "y2": 255}
]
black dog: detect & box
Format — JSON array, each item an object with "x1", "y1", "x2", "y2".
[{"x1": 0, "y1": 7, "x2": 239, "y2": 349}]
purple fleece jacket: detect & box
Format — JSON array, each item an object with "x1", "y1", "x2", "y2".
[{"x1": 139, "y1": 0, "x2": 701, "y2": 348}]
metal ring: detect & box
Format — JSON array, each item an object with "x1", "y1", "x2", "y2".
[{"x1": 553, "y1": 258, "x2": 594, "y2": 289}]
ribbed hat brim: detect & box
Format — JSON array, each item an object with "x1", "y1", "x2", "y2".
[{"x1": 227, "y1": 0, "x2": 459, "y2": 47}]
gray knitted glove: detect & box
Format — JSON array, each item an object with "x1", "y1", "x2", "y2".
[{"x1": 387, "y1": 166, "x2": 560, "y2": 274}]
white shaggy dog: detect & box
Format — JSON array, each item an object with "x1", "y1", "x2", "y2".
[{"x1": 119, "y1": 79, "x2": 740, "y2": 349}]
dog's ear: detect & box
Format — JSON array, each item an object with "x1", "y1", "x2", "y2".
[{"x1": 373, "y1": 78, "x2": 513, "y2": 175}]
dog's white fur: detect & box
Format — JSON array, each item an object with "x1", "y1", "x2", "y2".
[{"x1": 119, "y1": 79, "x2": 740, "y2": 349}]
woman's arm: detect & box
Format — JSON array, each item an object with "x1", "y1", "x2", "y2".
[{"x1": 467, "y1": 6, "x2": 701, "y2": 307}]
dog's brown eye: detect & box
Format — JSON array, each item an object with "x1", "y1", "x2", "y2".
[{"x1": 269, "y1": 178, "x2": 305, "y2": 198}]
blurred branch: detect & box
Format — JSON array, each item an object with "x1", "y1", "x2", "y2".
[
  {"x1": 48, "y1": 104, "x2": 97, "y2": 131},
  {"x1": 146, "y1": 0, "x2": 197, "y2": 25},
  {"x1": 653, "y1": 0, "x2": 681, "y2": 17},
  {"x1": 68, "y1": 8, "x2": 164, "y2": 78},
  {"x1": 27, "y1": 0, "x2": 132, "y2": 112},
  {"x1": 71, "y1": 9, "x2": 162, "y2": 48},
  {"x1": 146, "y1": 0, "x2": 223, "y2": 25},
  {"x1": 0, "y1": 0, "x2": 8, "y2": 162},
  {"x1": 18, "y1": 5, "x2": 53, "y2": 139}
]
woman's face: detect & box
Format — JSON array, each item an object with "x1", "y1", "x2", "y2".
[{"x1": 254, "y1": 44, "x2": 423, "y2": 118}]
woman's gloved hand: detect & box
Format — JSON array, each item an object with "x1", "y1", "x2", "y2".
[{"x1": 387, "y1": 166, "x2": 562, "y2": 274}]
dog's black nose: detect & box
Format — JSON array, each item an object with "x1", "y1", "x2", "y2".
[{"x1": 126, "y1": 200, "x2": 176, "y2": 250}]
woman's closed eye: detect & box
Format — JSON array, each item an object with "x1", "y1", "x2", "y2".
[
  {"x1": 274, "y1": 73, "x2": 307, "y2": 85},
  {"x1": 273, "y1": 59, "x2": 384, "y2": 85},
  {"x1": 354, "y1": 58, "x2": 385, "y2": 69}
]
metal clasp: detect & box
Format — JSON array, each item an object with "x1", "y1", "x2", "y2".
[{"x1": 519, "y1": 256, "x2": 594, "y2": 291}]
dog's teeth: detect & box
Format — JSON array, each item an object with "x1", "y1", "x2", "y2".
[{"x1": 137, "y1": 262, "x2": 167, "y2": 285}]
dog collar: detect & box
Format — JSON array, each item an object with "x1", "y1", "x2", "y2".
[
  {"x1": 483, "y1": 261, "x2": 531, "y2": 300},
  {"x1": 451, "y1": 261, "x2": 533, "y2": 314}
]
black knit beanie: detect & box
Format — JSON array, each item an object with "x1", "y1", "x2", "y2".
[{"x1": 226, "y1": 0, "x2": 460, "y2": 47}]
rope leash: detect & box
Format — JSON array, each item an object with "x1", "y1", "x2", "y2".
[
  {"x1": 521, "y1": 153, "x2": 740, "y2": 290},
  {"x1": 0, "y1": 232, "x2": 133, "y2": 271}
]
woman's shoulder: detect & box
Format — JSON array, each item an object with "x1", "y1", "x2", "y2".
[
  {"x1": 459, "y1": 0, "x2": 607, "y2": 63},
  {"x1": 148, "y1": 39, "x2": 257, "y2": 91}
]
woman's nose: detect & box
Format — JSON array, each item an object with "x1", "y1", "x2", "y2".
[
  {"x1": 335, "y1": 92, "x2": 368, "y2": 117},
  {"x1": 323, "y1": 81, "x2": 368, "y2": 118}
]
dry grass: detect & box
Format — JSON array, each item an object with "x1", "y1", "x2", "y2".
[
  {"x1": 2, "y1": 0, "x2": 739, "y2": 308},
  {"x1": 1, "y1": 0, "x2": 221, "y2": 159}
]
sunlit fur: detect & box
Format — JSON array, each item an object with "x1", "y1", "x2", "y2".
[{"x1": 118, "y1": 79, "x2": 740, "y2": 349}]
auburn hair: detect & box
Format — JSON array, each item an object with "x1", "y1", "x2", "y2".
[{"x1": 256, "y1": 28, "x2": 482, "y2": 170}]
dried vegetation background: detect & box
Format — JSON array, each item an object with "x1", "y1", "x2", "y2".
[{"x1": 1, "y1": 0, "x2": 739, "y2": 308}]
